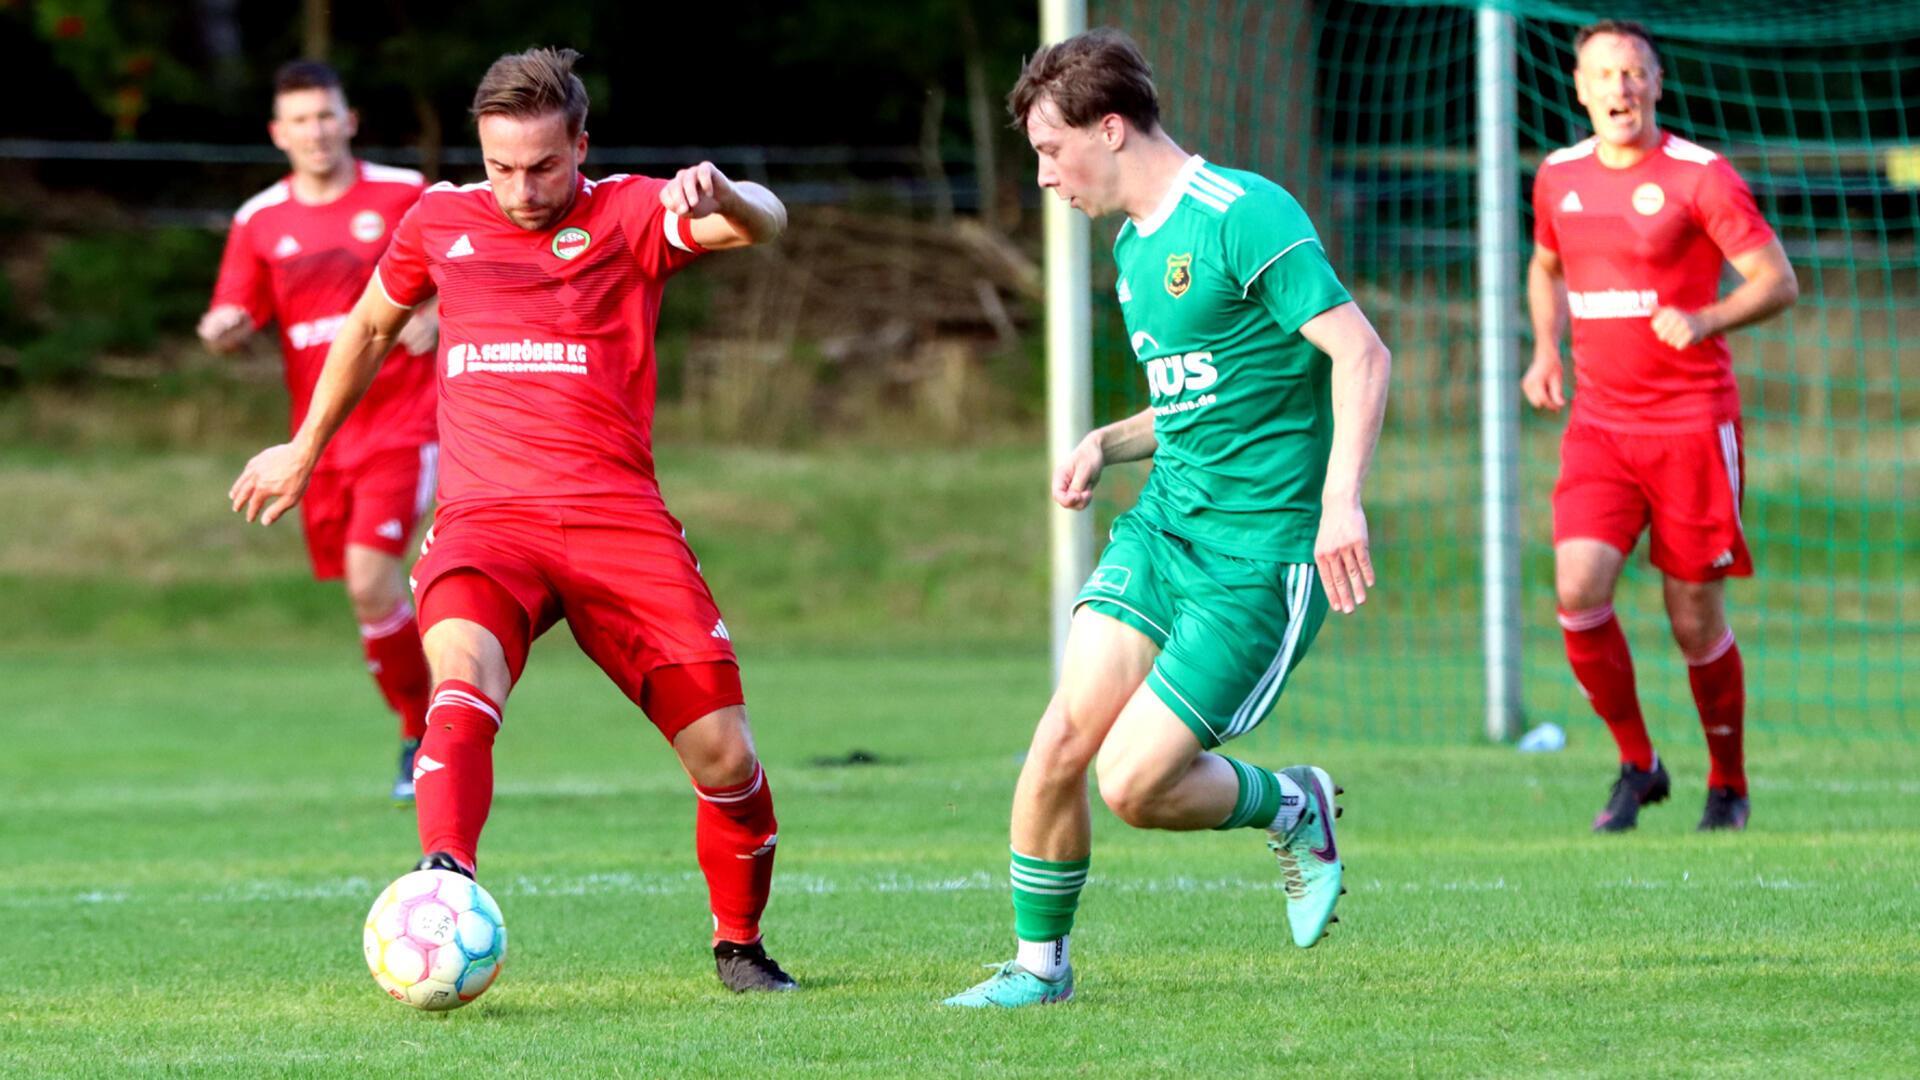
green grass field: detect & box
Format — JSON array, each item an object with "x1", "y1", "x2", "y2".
[
  {"x1": 1, "y1": 415, "x2": 1914, "y2": 1076},
  {"x1": 3, "y1": 645, "x2": 1917, "y2": 1077}
]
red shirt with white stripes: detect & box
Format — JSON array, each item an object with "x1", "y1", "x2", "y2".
[
  {"x1": 213, "y1": 160, "x2": 436, "y2": 471},
  {"x1": 1532, "y1": 132, "x2": 1775, "y2": 433},
  {"x1": 374, "y1": 173, "x2": 704, "y2": 511}
]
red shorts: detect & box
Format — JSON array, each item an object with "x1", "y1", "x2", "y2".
[
  {"x1": 409, "y1": 500, "x2": 741, "y2": 740},
  {"x1": 299, "y1": 443, "x2": 438, "y2": 579},
  {"x1": 1553, "y1": 418, "x2": 1751, "y2": 582}
]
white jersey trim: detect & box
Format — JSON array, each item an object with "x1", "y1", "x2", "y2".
[
  {"x1": 423, "y1": 179, "x2": 491, "y2": 196},
  {"x1": 1133, "y1": 155, "x2": 1207, "y2": 238},
  {"x1": 371, "y1": 267, "x2": 415, "y2": 311},
  {"x1": 664, "y1": 211, "x2": 695, "y2": 252},
  {"x1": 414, "y1": 442, "x2": 439, "y2": 517},
  {"x1": 360, "y1": 161, "x2": 425, "y2": 186},
  {"x1": 1241, "y1": 237, "x2": 1316, "y2": 298},
  {"x1": 1663, "y1": 135, "x2": 1720, "y2": 165},
  {"x1": 1543, "y1": 138, "x2": 1598, "y2": 167},
  {"x1": 234, "y1": 181, "x2": 291, "y2": 225},
  {"x1": 1718, "y1": 421, "x2": 1743, "y2": 529}
]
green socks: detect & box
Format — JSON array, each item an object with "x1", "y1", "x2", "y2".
[
  {"x1": 1216, "y1": 756, "x2": 1302, "y2": 831},
  {"x1": 1009, "y1": 849, "x2": 1089, "y2": 942}
]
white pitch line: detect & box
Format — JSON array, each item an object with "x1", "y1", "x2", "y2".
[{"x1": 3, "y1": 868, "x2": 1883, "y2": 912}]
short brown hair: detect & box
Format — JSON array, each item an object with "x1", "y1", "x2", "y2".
[
  {"x1": 1574, "y1": 19, "x2": 1661, "y2": 69},
  {"x1": 1008, "y1": 27, "x2": 1159, "y2": 134},
  {"x1": 273, "y1": 60, "x2": 343, "y2": 98},
  {"x1": 470, "y1": 47, "x2": 590, "y2": 137}
]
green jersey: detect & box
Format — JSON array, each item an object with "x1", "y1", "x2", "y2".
[{"x1": 1113, "y1": 156, "x2": 1352, "y2": 562}]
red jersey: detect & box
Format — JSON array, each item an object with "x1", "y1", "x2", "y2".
[
  {"x1": 374, "y1": 173, "x2": 704, "y2": 511},
  {"x1": 1532, "y1": 132, "x2": 1775, "y2": 433},
  {"x1": 214, "y1": 160, "x2": 437, "y2": 471}
]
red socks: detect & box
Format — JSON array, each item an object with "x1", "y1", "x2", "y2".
[
  {"x1": 1559, "y1": 604, "x2": 1655, "y2": 770},
  {"x1": 693, "y1": 764, "x2": 778, "y2": 945},
  {"x1": 361, "y1": 604, "x2": 432, "y2": 742},
  {"x1": 1563, "y1": 603, "x2": 1748, "y2": 795},
  {"x1": 1686, "y1": 629, "x2": 1747, "y2": 795},
  {"x1": 414, "y1": 680, "x2": 500, "y2": 874}
]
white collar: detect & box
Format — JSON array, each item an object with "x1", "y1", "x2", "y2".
[{"x1": 1132, "y1": 155, "x2": 1206, "y2": 238}]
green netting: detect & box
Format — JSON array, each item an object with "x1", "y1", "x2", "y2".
[{"x1": 1083, "y1": 0, "x2": 1915, "y2": 744}]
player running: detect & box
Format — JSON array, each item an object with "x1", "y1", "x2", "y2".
[
  {"x1": 1525, "y1": 21, "x2": 1797, "y2": 833},
  {"x1": 946, "y1": 29, "x2": 1390, "y2": 1008},
  {"x1": 228, "y1": 48, "x2": 797, "y2": 992},
  {"x1": 200, "y1": 60, "x2": 438, "y2": 804}
]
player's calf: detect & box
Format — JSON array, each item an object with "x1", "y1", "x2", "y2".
[{"x1": 413, "y1": 680, "x2": 501, "y2": 873}]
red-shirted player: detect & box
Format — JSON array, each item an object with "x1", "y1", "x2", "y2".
[
  {"x1": 228, "y1": 48, "x2": 797, "y2": 992},
  {"x1": 200, "y1": 61, "x2": 439, "y2": 804},
  {"x1": 1525, "y1": 21, "x2": 1798, "y2": 833}
]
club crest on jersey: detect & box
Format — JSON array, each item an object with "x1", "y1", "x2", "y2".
[
  {"x1": 1164, "y1": 253, "x2": 1193, "y2": 298},
  {"x1": 551, "y1": 227, "x2": 591, "y2": 260},
  {"x1": 1632, "y1": 183, "x2": 1666, "y2": 216},
  {"x1": 350, "y1": 209, "x2": 386, "y2": 243}
]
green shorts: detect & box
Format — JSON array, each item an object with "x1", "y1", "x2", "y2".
[{"x1": 1074, "y1": 512, "x2": 1328, "y2": 749}]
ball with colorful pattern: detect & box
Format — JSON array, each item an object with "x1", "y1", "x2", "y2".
[{"x1": 363, "y1": 868, "x2": 506, "y2": 1010}]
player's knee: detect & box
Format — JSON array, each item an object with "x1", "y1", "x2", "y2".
[
  {"x1": 685, "y1": 737, "x2": 759, "y2": 790},
  {"x1": 673, "y1": 707, "x2": 759, "y2": 788},
  {"x1": 1554, "y1": 572, "x2": 1610, "y2": 613},
  {"x1": 1667, "y1": 609, "x2": 1723, "y2": 656},
  {"x1": 347, "y1": 577, "x2": 406, "y2": 624},
  {"x1": 1094, "y1": 749, "x2": 1175, "y2": 829},
  {"x1": 420, "y1": 622, "x2": 511, "y2": 700},
  {"x1": 1027, "y1": 704, "x2": 1104, "y2": 780},
  {"x1": 1096, "y1": 770, "x2": 1164, "y2": 829},
  {"x1": 1663, "y1": 581, "x2": 1725, "y2": 654}
]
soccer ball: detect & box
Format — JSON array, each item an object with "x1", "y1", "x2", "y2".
[{"x1": 362, "y1": 868, "x2": 507, "y2": 1010}]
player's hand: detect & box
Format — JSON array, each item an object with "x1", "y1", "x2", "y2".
[
  {"x1": 396, "y1": 310, "x2": 438, "y2": 357},
  {"x1": 1651, "y1": 306, "x2": 1710, "y2": 350},
  {"x1": 1520, "y1": 350, "x2": 1566, "y2": 411},
  {"x1": 229, "y1": 442, "x2": 314, "y2": 526},
  {"x1": 1314, "y1": 501, "x2": 1373, "y2": 615},
  {"x1": 1051, "y1": 435, "x2": 1105, "y2": 510},
  {"x1": 197, "y1": 305, "x2": 253, "y2": 354},
  {"x1": 660, "y1": 161, "x2": 735, "y2": 219}
]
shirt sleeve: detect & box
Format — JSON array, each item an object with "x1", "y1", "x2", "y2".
[
  {"x1": 1694, "y1": 157, "x2": 1775, "y2": 259},
  {"x1": 210, "y1": 215, "x2": 273, "y2": 327},
  {"x1": 619, "y1": 176, "x2": 707, "y2": 278},
  {"x1": 374, "y1": 199, "x2": 435, "y2": 309},
  {"x1": 1225, "y1": 186, "x2": 1352, "y2": 334},
  {"x1": 1531, "y1": 170, "x2": 1560, "y2": 253}
]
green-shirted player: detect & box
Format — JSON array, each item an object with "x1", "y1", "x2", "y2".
[{"x1": 946, "y1": 28, "x2": 1392, "y2": 1008}]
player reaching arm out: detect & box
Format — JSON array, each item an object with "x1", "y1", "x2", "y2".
[
  {"x1": 230, "y1": 277, "x2": 415, "y2": 525},
  {"x1": 660, "y1": 161, "x2": 787, "y2": 249}
]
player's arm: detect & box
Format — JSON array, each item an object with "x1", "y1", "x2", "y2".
[
  {"x1": 200, "y1": 216, "x2": 269, "y2": 354},
  {"x1": 198, "y1": 305, "x2": 256, "y2": 353},
  {"x1": 229, "y1": 276, "x2": 416, "y2": 525},
  {"x1": 1650, "y1": 237, "x2": 1798, "y2": 350},
  {"x1": 1522, "y1": 245, "x2": 1570, "y2": 411},
  {"x1": 394, "y1": 294, "x2": 441, "y2": 356},
  {"x1": 1301, "y1": 301, "x2": 1392, "y2": 615},
  {"x1": 1053, "y1": 408, "x2": 1155, "y2": 510},
  {"x1": 660, "y1": 161, "x2": 787, "y2": 251}
]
